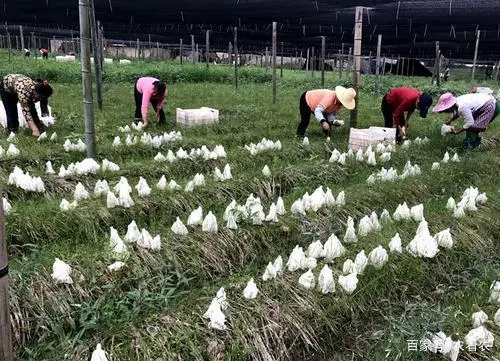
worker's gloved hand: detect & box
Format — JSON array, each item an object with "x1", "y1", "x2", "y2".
[{"x1": 321, "y1": 119, "x2": 331, "y2": 136}]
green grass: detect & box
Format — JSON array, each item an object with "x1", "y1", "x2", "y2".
[{"x1": 1, "y1": 56, "x2": 499, "y2": 360}]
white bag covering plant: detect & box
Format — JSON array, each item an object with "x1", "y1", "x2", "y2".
[
  {"x1": 118, "y1": 125, "x2": 131, "y2": 133},
  {"x1": 124, "y1": 220, "x2": 141, "y2": 243},
  {"x1": 94, "y1": 180, "x2": 110, "y2": 197},
  {"x1": 298, "y1": 269, "x2": 315, "y2": 289},
  {"x1": 262, "y1": 262, "x2": 277, "y2": 281},
  {"x1": 358, "y1": 215, "x2": 373, "y2": 237},
  {"x1": 6, "y1": 132, "x2": 15, "y2": 142},
  {"x1": 112, "y1": 136, "x2": 121, "y2": 148},
  {"x1": 135, "y1": 177, "x2": 151, "y2": 197},
  {"x1": 214, "y1": 167, "x2": 224, "y2": 181},
  {"x1": 154, "y1": 152, "x2": 166, "y2": 162},
  {"x1": 323, "y1": 233, "x2": 345, "y2": 261},
  {"x1": 337, "y1": 153, "x2": 346, "y2": 165},
  {"x1": 291, "y1": 199, "x2": 306, "y2": 216},
  {"x1": 366, "y1": 151, "x2": 377, "y2": 166},
  {"x1": 60, "y1": 199, "x2": 78, "y2": 212},
  {"x1": 193, "y1": 173, "x2": 206, "y2": 187},
  {"x1": 107, "y1": 261, "x2": 125, "y2": 272},
  {"x1": 187, "y1": 206, "x2": 203, "y2": 226},
  {"x1": 109, "y1": 227, "x2": 128, "y2": 258},
  {"x1": 329, "y1": 149, "x2": 341, "y2": 163},
  {"x1": 406, "y1": 220, "x2": 439, "y2": 258},
  {"x1": 302, "y1": 136, "x2": 310, "y2": 146},
  {"x1": 63, "y1": 139, "x2": 86, "y2": 152},
  {"x1": 326, "y1": 137, "x2": 331, "y2": 142},
  {"x1": 338, "y1": 273, "x2": 358, "y2": 294},
  {"x1": 451, "y1": 153, "x2": 460, "y2": 162},
  {"x1": 287, "y1": 245, "x2": 306, "y2": 272},
  {"x1": 380, "y1": 152, "x2": 391, "y2": 163},
  {"x1": 166, "y1": 150, "x2": 176, "y2": 163},
  {"x1": 375, "y1": 143, "x2": 386, "y2": 153},
  {"x1": 302, "y1": 257, "x2": 317, "y2": 270},
  {"x1": 432, "y1": 162, "x2": 440, "y2": 170},
  {"x1": 464, "y1": 326, "x2": 494, "y2": 349},
  {"x1": 442, "y1": 151, "x2": 450, "y2": 163},
  {"x1": 156, "y1": 175, "x2": 167, "y2": 190},
  {"x1": 400, "y1": 161, "x2": 421, "y2": 179},
  {"x1": 222, "y1": 164, "x2": 232, "y2": 181},
  {"x1": 171, "y1": 217, "x2": 189, "y2": 235},
  {"x1": 184, "y1": 181, "x2": 195, "y2": 193},
  {"x1": 494, "y1": 308, "x2": 500, "y2": 326},
  {"x1": 307, "y1": 240, "x2": 323, "y2": 259},
  {"x1": 410, "y1": 204, "x2": 425, "y2": 222},
  {"x1": 343, "y1": 217, "x2": 358, "y2": 244},
  {"x1": 318, "y1": 265, "x2": 335, "y2": 294},
  {"x1": 489, "y1": 281, "x2": 500, "y2": 304},
  {"x1": 453, "y1": 206, "x2": 465, "y2": 218},
  {"x1": 50, "y1": 132, "x2": 57, "y2": 141},
  {"x1": 8, "y1": 166, "x2": 45, "y2": 193},
  {"x1": 216, "y1": 287, "x2": 229, "y2": 311},
  {"x1": 243, "y1": 278, "x2": 259, "y2": 299},
  {"x1": 370, "y1": 211, "x2": 381, "y2": 231},
  {"x1": 355, "y1": 149, "x2": 364, "y2": 162},
  {"x1": 426, "y1": 331, "x2": 460, "y2": 361},
  {"x1": 245, "y1": 138, "x2": 281, "y2": 155},
  {"x1": 401, "y1": 139, "x2": 411, "y2": 149},
  {"x1": 380, "y1": 209, "x2": 392, "y2": 223},
  {"x1": 434, "y1": 228, "x2": 453, "y2": 249},
  {"x1": 446, "y1": 197, "x2": 456, "y2": 211},
  {"x1": 6, "y1": 143, "x2": 20, "y2": 157},
  {"x1": 476, "y1": 192, "x2": 488, "y2": 205},
  {"x1": 137, "y1": 228, "x2": 161, "y2": 250},
  {"x1": 74, "y1": 182, "x2": 90, "y2": 201},
  {"x1": 90, "y1": 343, "x2": 108, "y2": 361},
  {"x1": 276, "y1": 197, "x2": 286, "y2": 215},
  {"x1": 368, "y1": 246, "x2": 389, "y2": 269},
  {"x1": 102, "y1": 159, "x2": 120, "y2": 172},
  {"x1": 202, "y1": 211, "x2": 218, "y2": 233},
  {"x1": 388, "y1": 233, "x2": 403, "y2": 253},
  {"x1": 336, "y1": 190, "x2": 345, "y2": 206},
  {"x1": 0, "y1": 146, "x2": 4, "y2": 158},
  {"x1": 441, "y1": 124, "x2": 454, "y2": 136},
  {"x1": 226, "y1": 212, "x2": 238, "y2": 230},
  {"x1": 472, "y1": 310, "x2": 489, "y2": 328},
  {"x1": 346, "y1": 148, "x2": 354, "y2": 158},
  {"x1": 273, "y1": 255, "x2": 283, "y2": 276},
  {"x1": 169, "y1": 180, "x2": 181, "y2": 191},
  {"x1": 393, "y1": 202, "x2": 411, "y2": 221},
  {"x1": 456, "y1": 186, "x2": 482, "y2": 212},
  {"x1": 262, "y1": 165, "x2": 271, "y2": 177},
  {"x1": 324, "y1": 188, "x2": 336, "y2": 207},
  {"x1": 343, "y1": 259, "x2": 355, "y2": 275},
  {"x1": 106, "y1": 191, "x2": 119, "y2": 208},
  {"x1": 51, "y1": 258, "x2": 73, "y2": 284},
  {"x1": 265, "y1": 203, "x2": 279, "y2": 222},
  {"x1": 203, "y1": 288, "x2": 228, "y2": 331},
  {"x1": 3, "y1": 197, "x2": 12, "y2": 214},
  {"x1": 354, "y1": 250, "x2": 368, "y2": 274},
  {"x1": 46, "y1": 161, "x2": 55, "y2": 175},
  {"x1": 364, "y1": 145, "x2": 373, "y2": 158}
]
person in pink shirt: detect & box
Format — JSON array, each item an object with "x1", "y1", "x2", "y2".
[{"x1": 134, "y1": 77, "x2": 168, "y2": 127}]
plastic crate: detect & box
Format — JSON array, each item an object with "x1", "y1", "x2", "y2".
[
  {"x1": 176, "y1": 107, "x2": 219, "y2": 126},
  {"x1": 348, "y1": 127, "x2": 396, "y2": 150}
]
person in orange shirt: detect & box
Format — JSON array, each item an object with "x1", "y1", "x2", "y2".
[{"x1": 297, "y1": 86, "x2": 356, "y2": 138}]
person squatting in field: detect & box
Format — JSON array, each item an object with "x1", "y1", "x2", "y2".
[
  {"x1": 433, "y1": 92, "x2": 499, "y2": 149},
  {"x1": 296, "y1": 86, "x2": 356, "y2": 138},
  {"x1": 39, "y1": 48, "x2": 49, "y2": 60},
  {"x1": 133, "y1": 77, "x2": 168, "y2": 128},
  {"x1": 380, "y1": 87, "x2": 433, "y2": 143},
  {"x1": 0, "y1": 74, "x2": 53, "y2": 138}
]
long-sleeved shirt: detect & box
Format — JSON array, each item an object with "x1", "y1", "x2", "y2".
[
  {"x1": 136, "y1": 77, "x2": 167, "y2": 120},
  {"x1": 455, "y1": 93, "x2": 495, "y2": 129},
  {"x1": 385, "y1": 87, "x2": 421, "y2": 126},
  {"x1": 305, "y1": 89, "x2": 342, "y2": 122},
  {"x1": 2, "y1": 74, "x2": 48, "y2": 124}
]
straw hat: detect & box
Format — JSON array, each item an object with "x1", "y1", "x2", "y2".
[
  {"x1": 433, "y1": 92, "x2": 456, "y2": 113},
  {"x1": 335, "y1": 86, "x2": 356, "y2": 110}
]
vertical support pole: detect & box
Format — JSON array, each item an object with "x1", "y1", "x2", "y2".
[
  {"x1": 311, "y1": 46, "x2": 315, "y2": 77},
  {"x1": 5, "y1": 23, "x2": 11, "y2": 62},
  {"x1": 31, "y1": 32, "x2": 37, "y2": 59},
  {"x1": 376, "y1": 34, "x2": 382, "y2": 75},
  {"x1": 156, "y1": 41, "x2": 160, "y2": 60},
  {"x1": 233, "y1": 27, "x2": 238, "y2": 89},
  {"x1": 272, "y1": 22, "x2": 277, "y2": 104},
  {"x1": 136, "y1": 38, "x2": 139, "y2": 59},
  {"x1": 321, "y1": 36, "x2": 325, "y2": 86},
  {"x1": 196, "y1": 43, "x2": 199, "y2": 63},
  {"x1": 265, "y1": 46, "x2": 269, "y2": 70},
  {"x1": 206, "y1": 30, "x2": 210, "y2": 68},
  {"x1": 338, "y1": 49, "x2": 342, "y2": 79},
  {"x1": 228, "y1": 42, "x2": 233, "y2": 66},
  {"x1": 350, "y1": 6, "x2": 363, "y2": 128},
  {"x1": 79, "y1": 0, "x2": 96, "y2": 158},
  {"x1": 280, "y1": 41, "x2": 284, "y2": 78},
  {"x1": 495, "y1": 60, "x2": 500, "y2": 82},
  {"x1": 0, "y1": 185, "x2": 12, "y2": 361},
  {"x1": 180, "y1": 38, "x2": 183, "y2": 64},
  {"x1": 433, "y1": 41, "x2": 440, "y2": 86},
  {"x1": 306, "y1": 47, "x2": 310, "y2": 71},
  {"x1": 148, "y1": 34, "x2": 152, "y2": 59},
  {"x1": 191, "y1": 34, "x2": 195, "y2": 64},
  {"x1": 471, "y1": 30, "x2": 480, "y2": 83},
  {"x1": 89, "y1": 0, "x2": 103, "y2": 110},
  {"x1": 19, "y1": 25, "x2": 25, "y2": 51},
  {"x1": 15, "y1": 36, "x2": 18, "y2": 51}
]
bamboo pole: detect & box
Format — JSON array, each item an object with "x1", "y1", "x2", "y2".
[
  {"x1": 136, "y1": 38, "x2": 139, "y2": 59},
  {"x1": 206, "y1": 30, "x2": 210, "y2": 68},
  {"x1": 191, "y1": 35, "x2": 195, "y2": 64},
  {"x1": 180, "y1": 38, "x2": 183, "y2": 64},
  {"x1": 495, "y1": 60, "x2": 500, "y2": 82},
  {"x1": 434, "y1": 42, "x2": 440, "y2": 86},
  {"x1": 306, "y1": 48, "x2": 310, "y2": 72},
  {"x1": 311, "y1": 46, "x2": 315, "y2": 77},
  {"x1": 148, "y1": 34, "x2": 152, "y2": 58},
  {"x1": 280, "y1": 41, "x2": 284, "y2": 78},
  {"x1": 19, "y1": 25, "x2": 25, "y2": 51},
  {"x1": 233, "y1": 27, "x2": 238, "y2": 89},
  {"x1": 79, "y1": 0, "x2": 96, "y2": 158},
  {"x1": 272, "y1": 22, "x2": 277, "y2": 104},
  {"x1": 321, "y1": 36, "x2": 325, "y2": 86},
  {"x1": 471, "y1": 30, "x2": 480, "y2": 83},
  {"x1": 156, "y1": 41, "x2": 160, "y2": 60},
  {"x1": 89, "y1": 0, "x2": 103, "y2": 110},
  {"x1": 376, "y1": 34, "x2": 382, "y2": 75},
  {"x1": 0, "y1": 185, "x2": 12, "y2": 361},
  {"x1": 265, "y1": 46, "x2": 269, "y2": 70},
  {"x1": 350, "y1": 6, "x2": 363, "y2": 128}
]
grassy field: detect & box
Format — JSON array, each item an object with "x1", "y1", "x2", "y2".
[{"x1": 1, "y1": 56, "x2": 500, "y2": 360}]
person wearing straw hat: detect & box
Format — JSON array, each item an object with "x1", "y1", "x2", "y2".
[
  {"x1": 433, "y1": 92, "x2": 499, "y2": 149},
  {"x1": 381, "y1": 87, "x2": 433, "y2": 143},
  {"x1": 296, "y1": 86, "x2": 356, "y2": 138}
]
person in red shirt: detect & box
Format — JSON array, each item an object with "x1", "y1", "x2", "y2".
[
  {"x1": 39, "y1": 48, "x2": 49, "y2": 60},
  {"x1": 381, "y1": 87, "x2": 432, "y2": 143},
  {"x1": 296, "y1": 86, "x2": 356, "y2": 138}
]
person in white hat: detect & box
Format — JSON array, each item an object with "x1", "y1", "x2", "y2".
[{"x1": 296, "y1": 86, "x2": 356, "y2": 138}]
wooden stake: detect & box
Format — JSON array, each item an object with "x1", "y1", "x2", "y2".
[
  {"x1": 471, "y1": 30, "x2": 480, "y2": 82},
  {"x1": 89, "y1": 0, "x2": 103, "y2": 110},
  {"x1": 206, "y1": 30, "x2": 210, "y2": 68},
  {"x1": 306, "y1": 47, "x2": 310, "y2": 72},
  {"x1": 0, "y1": 185, "x2": 12, "y2": 361},
  {"x1": 311, "y1": 46, "x2": 315, "y2": 77},
  {"x1": 156, "y1": 41, "x2": 160, "y2": 60},
  {"x1": 280, "y1": 41, "x2": 284, "y2": 78},
  {"x1": 79, "y1": 0, "x2": 96, "y2": 157},
  {"x1": 233, "y1": 27, "x2": 238, "y2": 89},
  {"x1": 321, "y1": 36, "x2": 325, "y2": 86},
  {"x1": 376, "y1": 34, "x2": 382, "y2": 75},
  {"x1": 19, "y1": 25, "x2": 25, "y2": 51},
  {"x1": 265, "y1": 46, "x2": 269, "y2": 70},
  {"x1": 272, "y1": 21, "x2": 277, "y2": 104},
  {"x1": 180, "y1": 38, "x2": 183, "y2": 64},
  {"x1": 136, "y1": 38, "x2": 139, "y2": 59},
  {"x1": 350, "y1": 6, "x2": 363, "y2": 128},
  {"x1": 433, "y1": 41, "x2": 441, "y2": 86},
  {"x1": 191, "y1": 34, "x2": 195, "y2": 64}
]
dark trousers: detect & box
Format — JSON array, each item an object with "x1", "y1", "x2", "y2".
[
  {"x1": 0, "y1": 83, "x2": 20, "y2": 132},
  {"x1": 42, "y1": 53, "x2": 48, "y2": 60},
  {"x1": 381, "y1": 95, "x2": 405, "y2": 143},
  {"x1": 297, "y1": 91, "x2": 320, "y2": 137},
  {"x1": 134, "y1": 79, "x2": 166, "y2": 124}
]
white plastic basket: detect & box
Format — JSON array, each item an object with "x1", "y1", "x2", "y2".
[
  {"x1": 348, "y1": 127, "x2": 396, "y2": 150},
  {"x1": 176, "y1": 107, "x2": 219, "y2": 126}
]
